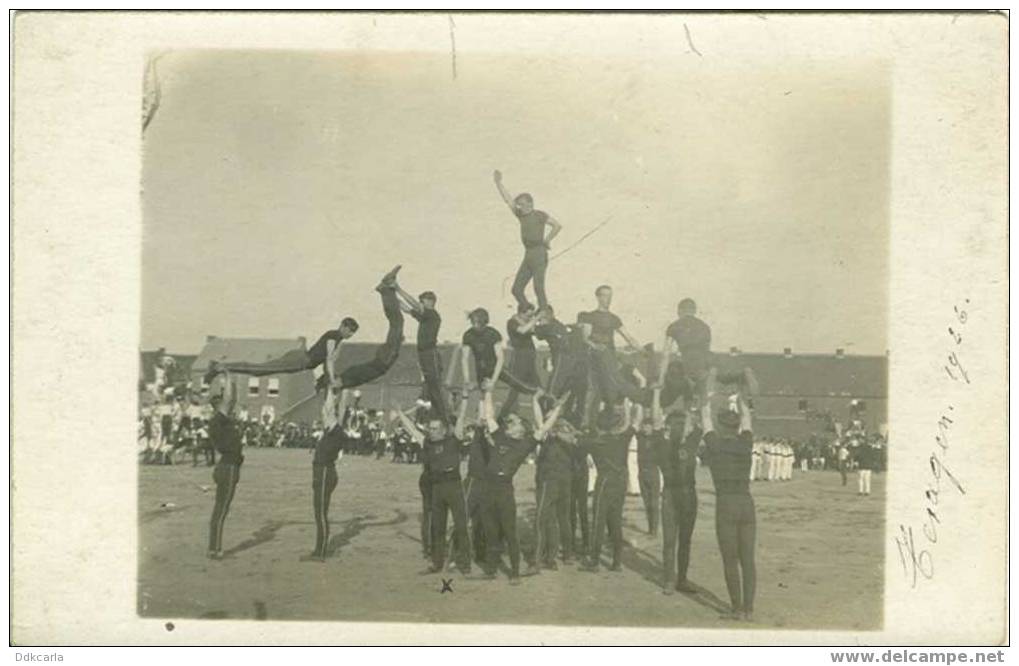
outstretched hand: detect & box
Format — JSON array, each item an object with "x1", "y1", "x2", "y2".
[{"x1": 493, "y1": 170, "x2": 502, "y2": 183}]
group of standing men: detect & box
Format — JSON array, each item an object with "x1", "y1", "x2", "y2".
[{"x1": 198, "y1": 172, "x2": 762, "y2": 621}]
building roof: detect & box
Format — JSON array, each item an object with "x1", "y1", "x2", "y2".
[
  {"x1": 192, "y1": 336, "x2": 308, "y2": 371},
  {"x1": 736, "y1": 352, "x2": 887, "y2": 398}
]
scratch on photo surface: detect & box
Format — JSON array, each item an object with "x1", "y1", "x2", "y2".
[
  {"x1": 683, "y1": 23, "x2": 702, "y2": 57},
  {"x1": 448, "y1": 15, "x2": 457, "y2": 79}
]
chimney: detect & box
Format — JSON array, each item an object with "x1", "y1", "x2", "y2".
[
  {"x1": 206, "y1": 335, "x2": 217, "y2": 342},
  {"x1": 836, "y1": 348, "x2": 845, "y2": 358},
  {"x1": 783, "y1": 347, "x2": 792, "y2": 358},
  {"x1": 729, "y1": 346, "x2": 739, "y2": 356}
]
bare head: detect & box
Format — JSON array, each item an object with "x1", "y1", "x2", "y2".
[
  {"x1": 677, "y1": 298, "x2": 697, "y2": 317},
  {"x1": 419, "y1": 291, "x2": 437, "y2": 310},
  {"x1": 339, "y1": 317, "x2": 360, "y2": 339},
  {"x1": 425, "y1": 417, "x2": 448, "y2": 442},
  {"x1": 665, "y1": 410, "x2": 687, "y2": 436},
  {"x1": 596, "y1": 404, "x2": 625, "y2": 433},
  {"x1": 501, "y1": 412, "x2": 529, "y2": 440},
  {"x1": 595, "y1": 285, "x2": 613, "y2": 310},
  {"x1": 513, "y1": 193, "x2": 534, "y2": 215},
  {"x1": 717, "y1": 409, "x2": 740, "y2": 434},
  {"x1": 468, "y1": 307, "x2": 490, "y2": 330}
]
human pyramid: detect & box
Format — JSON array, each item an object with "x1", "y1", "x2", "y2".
[{"x1": 203, "y1": 170, "x2": 762, "y2": 621}]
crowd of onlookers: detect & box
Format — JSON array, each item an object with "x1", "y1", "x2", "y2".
[
  {"x1": 140, "y1": 391, "x2": 887, "y2": 482},
  {"x1": 138, "y1": 393, "x2": 434, "y2": 465}
]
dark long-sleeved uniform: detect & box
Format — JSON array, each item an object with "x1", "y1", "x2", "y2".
[
  {"x1": 587, "y1": 427, "x2": 635, "y2": 569},
  {"x1": 480, "y1": 429, "x2": 539, "y2": 578},
  {"x1": 421, "y1": 434, "x2": 470, "y2": 571},
  {"x1": 702, "y1": 429, "x2": 756, "y2": 614},
  {"x1": 208, "y1": 411, "x2": 244, "y2": 553},
  {"x1": 534, "y1": 436, "x2": 574, "y2": 565},
  {"x1": 311, "y1": 427, "x2": 344, "y2": 558},
  {"x1": 655, "y1": 425, "x2": 703, "y2": 588}
]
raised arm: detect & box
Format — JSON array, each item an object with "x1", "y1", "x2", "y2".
[
  {"x1": 532, "y1": 391, "x2": 546, "y2": 429},
  {"x1": 493, "y1": 170, "x2": 516, "y2": 212},
  {"x1": 701, "y1": 400, "x2": 715, "y2": 435},
  {"x1": 392, "y1": 406, "x2": 425, "y2": 445},
  {"x1": 534, "y1": 391, "x2": 571, "y2": 441},
  {"x1": 394, "y1": 285, "x2": 424, "y2": 315},
  {"x1": 326, "y1": 339, "x2": 341, "y2": 387},
  {"x1": 481, "y1": 388, "x2": 499, "y2": 433},
  {"x1": 460, "y1": 345, "x2": 472, "y2": 388},
  {"x1": 651, "y1": 387, "x2": 665, "y2": 429},
  {"x1": 631, "y1": 403, "x2": 645, "y2": 432},
  {"x1": 738, "y1": 395, "x2": 753, "y2": 435},
  {"x1": 452, "y1": 398, "x2": 470, "y2": 440},
  {"x1": 658, "y1": 333, "x2": 676, "y2": 386}
]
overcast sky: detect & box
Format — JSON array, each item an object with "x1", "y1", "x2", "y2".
[{"x1": 141, "y1": 50, "x2": 889, "y2": 355}]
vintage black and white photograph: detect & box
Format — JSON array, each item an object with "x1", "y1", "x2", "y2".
[
  {"x1": 11, "y1": 11, "x2": 1007, "y2": 647},
  {"x1": 137, "y1": 44, "x2": 890, "y2": 628}
]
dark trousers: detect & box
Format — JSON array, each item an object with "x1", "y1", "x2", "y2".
[
  {"x1": 588, "y1": 347, "x2": 647, "y2": 407},
  {"x1": 463, "y1": 476, "x2": 489, "y2": 564},
  {"x1": 312, "y1": 463, "x2": 339, "y2": 557},
  {"x1": 547, "y1": 349, "x2": 590, "y2": 427},
  {"x1": 208, "y1": 463, "x2": 240, "y2": 552},
  {"x1": 839, "y1": 461, "x2": 849, "y2": 486},
  {"x1": 656, "y1": 357, "x2": 750, "y2": 410},
  {"x1": 511, "y1": 245, "x2": 548, "y2": 310},
  {"x1": 570, "y1": 465, "x2": 590, "y2": 555},
  {"x1": 662, "y1": 484, "x2": 698, "y2": 586},
  {"x1": 339, "y1": 287, "x2": 404, "y2": 388},
  {"x1": 715, "y1": 493, "x2": 757, "y2": 613},
  {"x1": 430, "y1": 478, "x2": 470, "y2": 571},
  {"x1": 482, "y1": 479, "x2": 521, "y2": 576},
  {"x1": 419, "y1": 472, "x2": 432, "y2": 557},
  {"x1": 498, "y1": 349, "x2": 541, "y2": 420},
  {"x1": 534, "y1": 475, "x2": 572, "y2": 564},
  {"x1": 590, "y1": 473, "x2": 625, "y2": 567},
  {"x1": 638, "y1": 468, "x2": 661, "y2": 535},
  {"x1": 417, "y1": 348, "x2": 451, "y2": 423}
]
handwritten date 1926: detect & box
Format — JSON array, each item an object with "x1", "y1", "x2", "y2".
[{"x1": 895, "y1": 300, "x2": 970, "y2": 588}]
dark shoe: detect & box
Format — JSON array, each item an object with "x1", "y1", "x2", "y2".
[
  {"x1": 426, "y1": 564, "x2": 442, "y2": 574},
  {"x1": 578, "y1": 560, "x2": 600, "y2": 573},
  {"x1": 509, "y1": 575, "x2": 521, "y2": 586},
  {"x1": 662, "y1": 586, "x2": 675, "y2": 596},
  {"x1": 377, "y1": 264, "x2": 402, "y2": 290},
  {"x1": 301, "y1": 552, "x2": 326, "y2": 563},
  {"x1": 675, "y1": 579, "x2": 697, "y2": 593},
  {"x1": 542, "y1": 560, "x2": 559, "y2": 571},
  {"x1": 524, "y1": 563, "x2": 541, "y2": 576},
  {"x1": 608, "y1": 562, "x2": 622, "y2": 572}
]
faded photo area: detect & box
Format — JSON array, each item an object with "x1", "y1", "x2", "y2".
[{"x1": 138, "y1": 50, "x2": 889, "y2": 629}]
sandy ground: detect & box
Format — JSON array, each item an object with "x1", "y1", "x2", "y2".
[{"x1": 139, "y1": 449, "x2": 884, "y2": 630}]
